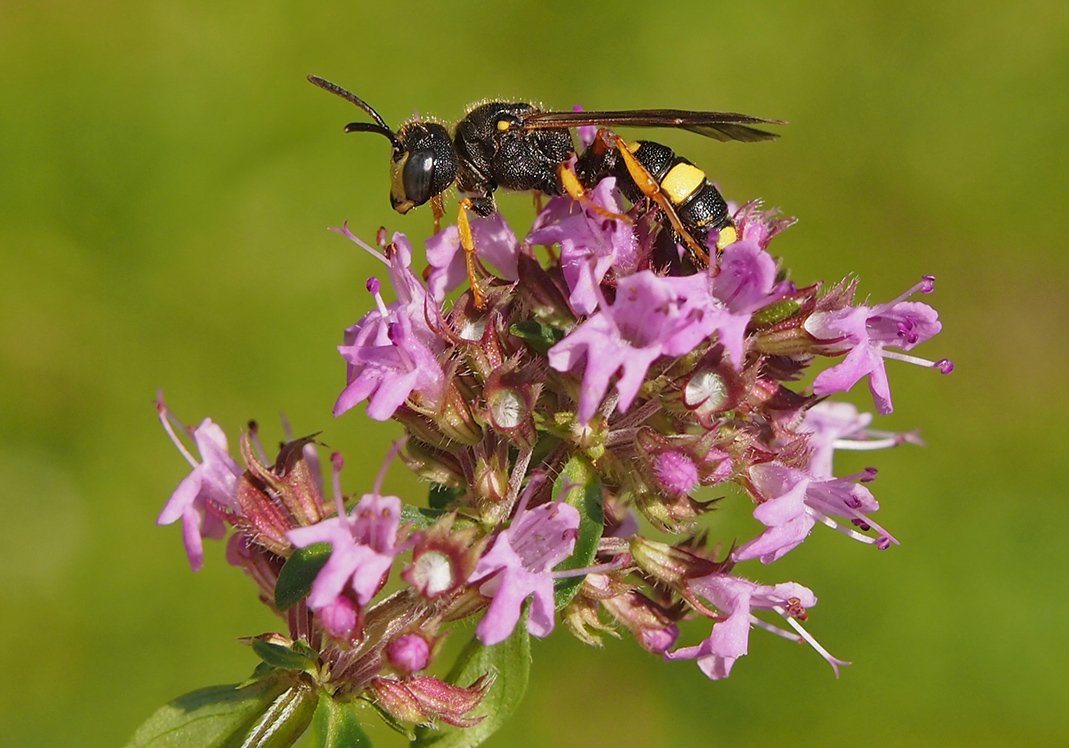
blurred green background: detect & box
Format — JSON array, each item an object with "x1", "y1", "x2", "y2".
[{"x1": 2, "y1": 1, "x2": 1067, "y2": 745}]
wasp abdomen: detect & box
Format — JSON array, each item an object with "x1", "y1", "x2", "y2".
[{"x1": 621, "y1": 141, "x2": 732, "y2": 244}]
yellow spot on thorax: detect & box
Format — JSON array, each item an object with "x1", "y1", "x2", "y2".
[
  {"x1": 660, "y1": 162, "x2": 706, "y2": 205},
  {"x1": 496, "y1": 119, "x2": 510, "y2": 131}
]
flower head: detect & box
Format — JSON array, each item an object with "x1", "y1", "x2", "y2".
[{"x1": 153, "y1": 149, "x2": 951, "y2": 738}]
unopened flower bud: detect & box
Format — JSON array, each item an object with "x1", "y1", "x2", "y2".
[
  {"x1": 472, "y1": 449, "x2": 510, "y2": 515},
  {"x1": 434, "y1": 385, "x2": 484, "y2": 446},
  {"x1": 630, "y1": 536, "x2": 721, "y2": 587},
  {"x1": 369, "y1": 674, "x2": 491, "y2": 728},
  {"x1": 602, "y1": 590, "x2": 680, "y2": 655},
  {"x1": 386, "y1": 632, "x2": 432, "y2": 675},
  {"x1": 399, "y1": 439, "x2": 466, "y2": 489},
  {"x1": 318, "y1": 593, "x2": 362, "y2": 643}
]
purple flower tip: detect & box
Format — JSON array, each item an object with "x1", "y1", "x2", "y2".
[
  {"x1": 366, "y1": 277, "x2": 381, "y2": 295},
  {"x1": 319, "y1": 595, "x2": 360, "y2": 640},
  {"x1": 640, "y1": 625, "x2": 679, "y2": 655},
  {"x1": 386, "y1": 632, "x2": 432, "y2": 675},
  {"x1": 936, "y1": 358, "x2": 955, "y2": 374},
  {"x1": 920, "y1": 275, "x2": 936, "y2": 293},
  {"x1": 653, "y1": 450, "x2": 700, "y2": 497}
]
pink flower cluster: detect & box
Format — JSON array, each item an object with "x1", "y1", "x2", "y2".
[{"x1": 157, "y1": 177, "x2": 949, "y2": 732}]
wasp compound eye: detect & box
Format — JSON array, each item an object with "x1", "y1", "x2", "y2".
[
  {"x1": 402, "y1": 150, "x2": 436, "y2": 206},
  {"x1": 387, "y1": 121, "x2": 457, "y2": 214}
]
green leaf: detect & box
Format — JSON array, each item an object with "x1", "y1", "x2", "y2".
[
  {"x1": 250, "y1": 639, "x2": 317, "y2": 672},
  {"x1": 401, "y1": 503, "x2": 449, "y2": 529},
  {"x1": 552, "y1": 455, "x2": 605, "y2": 609},
  {"x1": 126, "y1": 675, "x2": 317, "y2": 748},
  {"x1": 412, "y1": 618, "x2": 531, "y2": 748},
  {"x1": 310, "y1": 693, "x2": 373, "y2": 748},
  {"x1": 239, "y1": 662, "x2": 280, "y2": 688},
  {"x1": 275, "y1": 543, "x2": 332, "y2": 611},
  {"x1": 751, "y1": 296, "x2": 803, "y2": 328},
  {"x1": 509, "y1": 320, "x2": 566, "y2": 354}
]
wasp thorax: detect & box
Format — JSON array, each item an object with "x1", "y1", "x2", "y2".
[{"x1": 389, "y1": 121, "x2": 457, "y2": 214}]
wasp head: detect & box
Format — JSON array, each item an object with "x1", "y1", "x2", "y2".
[
  {"x1": 387, "y1": 121, "x2": 456, "y2": 214},
  {"x1": 308, "y1": 75, "x2": 458, "y2": 215}
]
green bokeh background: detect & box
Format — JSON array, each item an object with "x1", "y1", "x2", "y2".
[{"x1": 3, "y1": 2, "x2": 1066, "y2": 746}]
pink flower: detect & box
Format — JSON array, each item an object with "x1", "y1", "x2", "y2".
[
  {"x1": 468, "y1": 486, "x2": 580, "y2": 646},
  {"x1": 548, "y1": 270, "x2": 714, "y2": 422},
  {"x1": 801, "y1": 401, "x2": 923, "y2": 478},
  {"x1": 332, "y1": 228, "x2": 446, "y2": 421},
  {"x1": 668, "y1": 573, "x2": 845, "y2": 679},
  {"x1": 806, "y1": 276, "x2": 947, "y2": 414},
  {"x1": 335, "y1": 311, "x2": 445, "y2": 420},
  {"x1": 527, "y1": 178, "x2": 636, "y2": 315},
  {"x1": 703, "y1": 239, "x2": 780, "y2": 366},
  {"x1": 733, "y1": 462, "x2": 898, "y2": 563},
  {"x1": 287, "y1": 491, "x2": 403, "y2": 610},
  {"x1": 425, "y1": 212, "x2": 519, "y2": 301},
  {"x1": 157, "y1": 410, "x2": 241, "y2": 571}
]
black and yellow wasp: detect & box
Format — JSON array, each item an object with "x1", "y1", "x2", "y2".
[{"x1": 308, "y1": 75, "x2": 783, "y2": 303}]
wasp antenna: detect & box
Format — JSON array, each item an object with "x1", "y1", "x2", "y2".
[
  {"x1": 307, "y1": 74, "x2": 394, "y2": 133},
  {"x1": 343, "y1": 122, "x2": 404, "y2": 151}
]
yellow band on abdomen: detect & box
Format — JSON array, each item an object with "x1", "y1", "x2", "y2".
[{"x1": 660, "y1": 162, "x2": 706, "y2": 205}]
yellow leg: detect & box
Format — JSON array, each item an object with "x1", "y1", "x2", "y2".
[
  {"x1": 558, "y1": 164, "x2": 632, "y2": 224},
  {"x1": 607, "y1": 133, "x2": 710, "y2": 265},
  {"x1": 457, "y1": 199, "x2": 487, "y2": 310}
]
